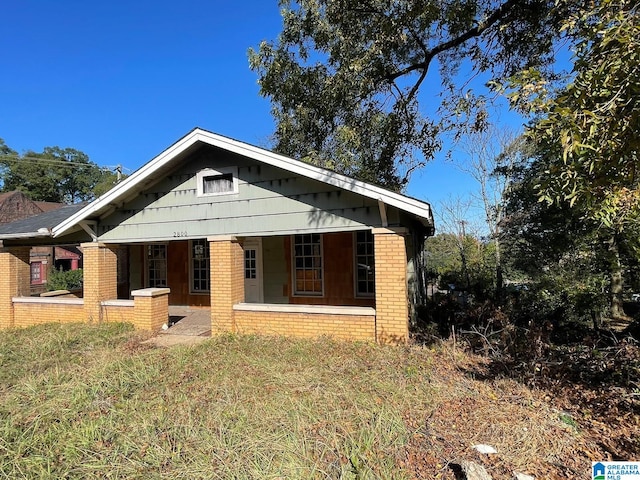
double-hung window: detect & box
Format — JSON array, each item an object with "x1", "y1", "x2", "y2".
[
  {"x1": 31, "y1": 261, "x2": 43, "y2": 285},
  {"x1": 292, "y1": 234, "x2": 323, "y2": 296},
  {"x1": 190, "y1": 239, "x2": 210, "y2": 293},
  {"x1": 147, "y1": 244, "x2": 167, "y2": 287},
  {"x1": 354, "y1": 230, "x2": 375, "y2": 297}
]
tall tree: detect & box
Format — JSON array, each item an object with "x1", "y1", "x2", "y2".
[
  {"x1": 501, "y1": 140, "x2": 638, "y2": 325},
  {"x1": 458, "y1": 127, "x2": 526, "y2": 297},
  {"x1": 505, "y1": 0, "x2": 640, "y2": 227},
  {"x1": 250, "y1": 0, "x2": 566, "y2": 190},
  {"x1": 499, "y1": 0, "x2": 640, "y2": 320},
  {"x1": 0, "y1": 143, "x2": 117, "y2": 204}
]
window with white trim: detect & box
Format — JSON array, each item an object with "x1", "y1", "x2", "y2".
[
  {"x1": 196, "y1": 167, "x2": 238, "y2": 196},
  {"x1": 355, "y1": 230, "x2": 375, "y2": 297},
  {"x1": 31, "y1": 261, "x2": 43, "y2": 285},
  {"x1": 190, "y1": 239, "x2": 210, "y2": 293},
  {"x1": 292, "y1": 234, "x2": 323, "y2": 296},
  {"x1": 146, "y1": 244, "x2": 167, "y2": 287}
]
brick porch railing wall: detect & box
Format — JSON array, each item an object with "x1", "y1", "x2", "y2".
[
  {"x1": 1, "y1": 243, "x2": 169, "y2": 331},
  {"x1": 233, "y1": 304, "x2": 376, "y2": 341}
]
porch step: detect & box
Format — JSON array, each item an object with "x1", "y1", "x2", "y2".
[{"x1": 164, "y1": 307, "x2": 211, "y2": 337}]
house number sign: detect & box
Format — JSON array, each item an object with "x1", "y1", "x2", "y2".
[{"x1": 173, "y1": 231, "x2": 188, "y2": 237}]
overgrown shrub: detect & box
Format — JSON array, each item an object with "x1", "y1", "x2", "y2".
[{"x1": 47, "y1": 268, "x2": 83, "y2": 291}]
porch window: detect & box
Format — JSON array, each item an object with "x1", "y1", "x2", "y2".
[
  {"x1": 292, "y1": 234, "x2": 323, "y2": 296},
  {"x1": 196, "y1": 167, "x2": 238, "y2": 196},
  {"x1": 147, "y1": 244, "x2": 167, "y2": 287},
  {"x1": 245, "y1": 249, "x2": 256, "y2": 279},
  {"x1": 355, "y1": 230, "x2": 375, "y2": 297},
  {"x1": 31, "y1": 261, "x2": 43, "y2": 285},
  {"x1": 190, "y1": 239, "x2": 210, "y2": 293}
]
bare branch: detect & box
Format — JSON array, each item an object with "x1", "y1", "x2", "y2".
[{"x1": 384, "y1": 0, "x2": 523, "y2": 82}]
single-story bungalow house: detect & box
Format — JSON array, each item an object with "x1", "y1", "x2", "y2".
[{"x1": 0, "y1": 128, "x2": 434, "y2": 344}]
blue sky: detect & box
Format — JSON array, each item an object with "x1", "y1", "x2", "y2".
[{"x1": 0, "y1": 1, "x2": 526, "y2": 220}]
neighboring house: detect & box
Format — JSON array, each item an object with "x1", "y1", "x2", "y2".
[
  {"x1": 0, "y1": 128, "x2": 434, "y2": 344},
  {"x1": 0, "y1": 191, "x2": 82, "y2": 293}
]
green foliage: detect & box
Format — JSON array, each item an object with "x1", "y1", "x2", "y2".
[
  {"x1": 500, "y1": 137, "x2": 639, "y2": 326},
  {"x1": 502, "y1": 0, "x2": 640, "y2": 229},
  {"x1": 250, "y1": 0, "x2": 560, "y2": 189},
  {"x1": 47, "y1": 268, "x2": 83, "y2": 292},
  {"x1": 425, "y1": 233, "x2": 495, "y2": 296},
  {"x1": 0, "y1": 143, "x2": 116, "y2": 203}
]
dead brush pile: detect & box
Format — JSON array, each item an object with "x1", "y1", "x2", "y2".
[{"x1": 411, "y1": 318, "x2": 640, "y2": 478}]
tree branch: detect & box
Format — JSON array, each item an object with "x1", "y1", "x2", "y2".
[{"x1": 384, "y1": 0, "x2": 523, "y2": 82}]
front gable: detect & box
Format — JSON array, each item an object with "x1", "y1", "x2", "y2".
[
  {"x1": 52, "y1": 128, "x2": 433, "y2": 242},
  {"x1": 97, "y1": 144, "x2": 401, "y2": 242}
]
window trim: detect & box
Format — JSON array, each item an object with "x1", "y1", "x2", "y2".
[
  {"x1": 353, "y1": 230, "x2": 375, "y2": 298},
  {"x1": 189, "y1": 239, "x2": 210, "y2": 294},
  {"x1": 145, "y1": 243, "x2": 168, "y2": 288},
  {"x1": 196, "y1": 166, "x2": 238, "y2": 197},
  {"x1": 291, "y1": 233, "x2": 324, "y2": 297},
  {"x1": 31, "y1": 261, "x2": 44, "y2": 285}
]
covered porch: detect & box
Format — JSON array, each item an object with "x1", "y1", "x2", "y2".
[{"x1": 0, "y1": 227, "x2": 411, "y2": 344}]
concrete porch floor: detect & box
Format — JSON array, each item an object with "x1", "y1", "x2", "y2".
[
  {"x1": 142, "y1": 306, "x2": 211, "y2": 347},
  {"x1": 165, "y1": 306, "x2": 212, "y2": 336}
]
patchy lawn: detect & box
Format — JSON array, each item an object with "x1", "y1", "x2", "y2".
[{"x1": 0, "y1": 323, "x2": 633, "y2": 478}]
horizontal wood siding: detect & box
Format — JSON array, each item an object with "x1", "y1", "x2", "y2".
[{"x1": 96, "y1": 145, "x2": 394, "y2": 242}]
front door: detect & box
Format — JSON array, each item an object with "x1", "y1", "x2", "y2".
[{"x1": 243, "y1": 239, "x2": 263, "y2": 303}]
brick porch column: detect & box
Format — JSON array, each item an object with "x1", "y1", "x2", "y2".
[
  {"x1": 208, "y1": 236, "x2": 244, "y2": 334},
  {"x1": 81, "y1": 242, "x2": 118, "y2": 323},
  {"x1": 132, "y1": 288, "x2": 170, "y2": 331},
  {"x1": 0, "y1": 247, "x2": 31, "y2": 329},
  {"x1": 373, "y1": 228, "x2": 409, "y2": 344}
]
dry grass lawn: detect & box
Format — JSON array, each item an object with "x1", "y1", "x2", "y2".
[{"x1": 0, "y1": 322, "x2": 634, "y2": 479}]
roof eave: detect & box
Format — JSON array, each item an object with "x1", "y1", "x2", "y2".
[
  {"x1": 52, "y1": 128, "x2": 434, "y2": 237},
  {"x1": 0, "y1": 231, "x2": 52, "y2": 241}
]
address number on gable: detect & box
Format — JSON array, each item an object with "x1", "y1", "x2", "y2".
[{"x1": 173, "y1": 231, "x2": 188, "y2": 238}]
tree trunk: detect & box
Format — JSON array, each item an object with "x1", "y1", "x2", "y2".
[
  {"x1": 609, "y1": 234, "x2": 625, "y2": 320},
  {"x1": 495, "y1": 239, "x2": 504, "y2": 302}
]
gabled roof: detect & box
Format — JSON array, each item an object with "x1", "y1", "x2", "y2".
[
  {"x1": 0, "y1": 203, "x2": 86, "y2": 240},
  {"x1": 52, "y1": 128, "x2": 433, "y2": 238}
]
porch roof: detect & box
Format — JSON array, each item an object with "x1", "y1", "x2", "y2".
[
  {"x1": 0, "y1": 203, "x2": 86, "y2": 241},
  {"x1": 51, "y1": 128, "x2": 434, "y2": 238}
]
